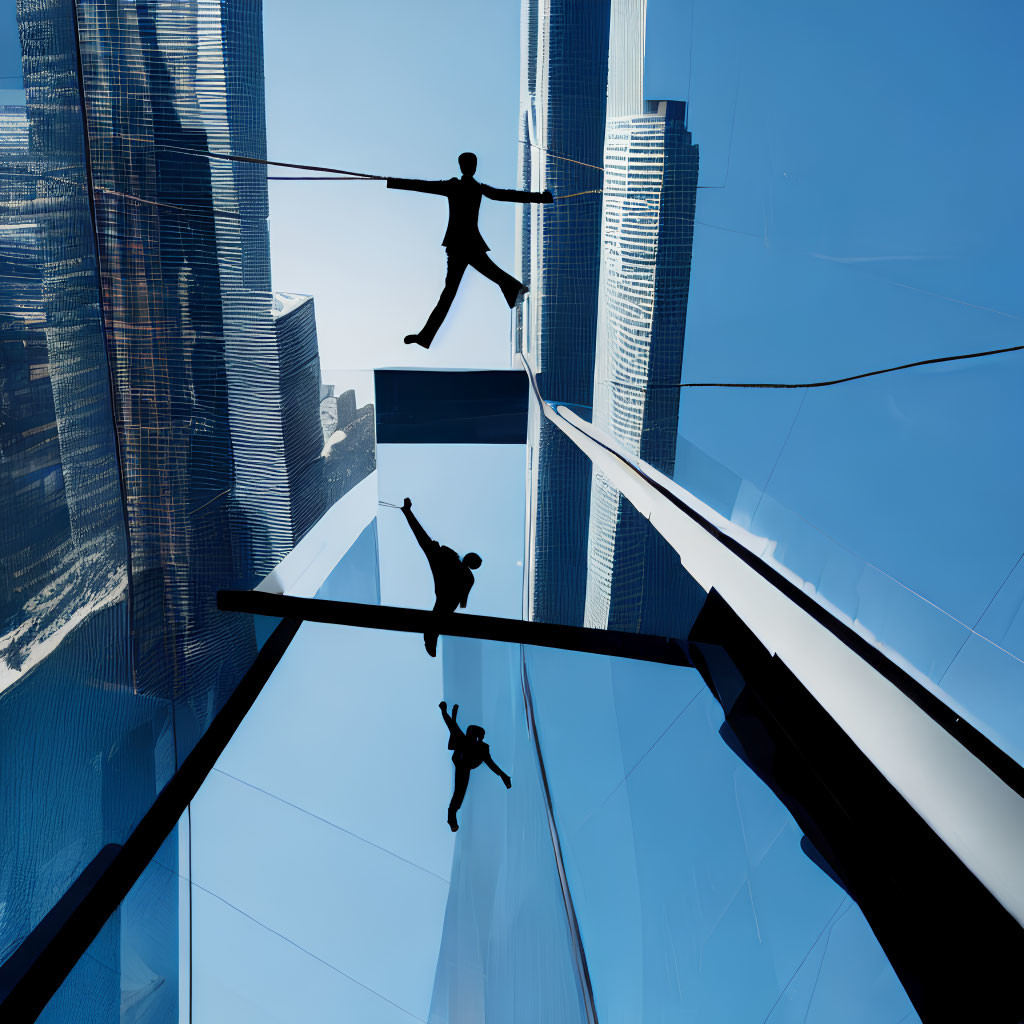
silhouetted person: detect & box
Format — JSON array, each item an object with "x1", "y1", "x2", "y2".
[
  {"x1": 387, "y1": 152, "x2": 553, "y2": 348},
  {"x1": 439, "y1": 701, "x2": 510, "y2": 831},
  {"x1": 402, "y1": 497, "x2": 482, "y2": 657}
]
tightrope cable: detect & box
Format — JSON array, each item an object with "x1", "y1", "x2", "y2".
[
  {"x1": 519, "y1": 137, "x2": 726, "y2": 188},
  {"x1": 604, "y1": 342, "x2": 1024, "y2": 391},
  {"x1": 681, "y1": 343, "x2": 1024, "y2": 389},
  {"x1": 114, "y1": 134, "x2": 385, "y2": 179}
]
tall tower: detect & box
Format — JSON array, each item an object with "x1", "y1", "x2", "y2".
[
  {"x1": 518, "y1": 0, "x2": 611, "y2": 626},
  {"x1": 0, "y1": 103, "x2": 74, "y2": 634},
  {"x1": 516, "y1": 0, "x2": 609, "y2": 404},
  {"x1": 585, "y1": 100, "x2": 702, "y2": 635},
  {"x1": 272, "y1": 292, "x2": 327, "y2": 549},
  {"x1": 65, "y1": 0, "x2": 326, "y2": 714}
]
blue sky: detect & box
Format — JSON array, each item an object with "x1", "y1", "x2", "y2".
[
  {"x1": 207, "y1": 0, "x2": 1020, "y2": 1018},
  {"x1": 263, "y1": 0, "x2": 521, "y2": 372},
  {"x1": 192, "y1": 444, "x2": 526, "y2": 1021},
  {"x1": 4, "y1": 0, "x2": 1017, "y2": 1017}
]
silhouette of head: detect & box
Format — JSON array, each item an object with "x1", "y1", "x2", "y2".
[
  {"x1": 466, "y1": 725, "x2": 485, "y2": 742},
  {"x1": 463, "y1": 552, "x2": 482, "y2": 570},
  {"x1": 458, "y1": 152, "x2": 477, "y2": 176}
]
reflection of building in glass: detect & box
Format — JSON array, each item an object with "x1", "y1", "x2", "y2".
[
  {"x1": 3, "y1": 7, "x2": 151, "y2": 1014},
  {"x1": 0, "y1": 105, "x2": 30, "y2": 150},
  {"x1": 1, "y1": 0, "x2": 326, "y2": 1014},
  {"x1": 518, "y1": 0, "x2": 611, "y2": 626},
  {"x1": 585, "y1": 100, "x2": 701, "y2": 635},
  {"x1": 67, "y1": 0, "x2": 327, "y2": 706},
  {"x1": 270, "y1": 292, "x2": 326, "y2": 554},
  {"x1": 321, "y1": 384, "x2": 376, "y2": 507},
  {"x1": 69, "y1": 0, "x2": 259, "y2": 708},
  {"x1": 0, "y1": 103, "x2": 73, "y2": 640}
]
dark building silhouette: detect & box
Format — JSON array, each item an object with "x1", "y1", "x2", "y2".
[{"x1": 518, "y1": 0, "x2": 612, "y2": 629}]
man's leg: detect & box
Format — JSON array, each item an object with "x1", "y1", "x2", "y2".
[
  {"x1": 423, "y1": 628, "x2": 439, "y2": 658},
  {"x1": 411, "y1": 252, "x2": 468, "y2": 347},
  {"x1": 468, "y1": 251, "x2": 524, "y2": 308},
  {"x1": 423, "y1": 597, "x2": 452, "y2": 658},
  {"x1": 448, "y1": 766, "x2": 471, "y2": 830}
]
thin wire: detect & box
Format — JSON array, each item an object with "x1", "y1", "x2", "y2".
[
  {"x1": 114, "y1": 134, "x2": 384, "y2": 179},
  {"x1": 517, "y1": 138, "x2": 604, "y2": 172},
  {"x1": 696, "y1": 73, "x2": 740, "y2": 190},
  {"x1": 678, "y1": 343, "x2": 1024, "y2": 389},
  {"x1": 695, "y1": 218, "x2": 762, "y2": 239},
  {"x1": 189, "y1": 878, "x2": 428, "y2": 1022},
  {"x1": 267, "y1": 175, "x2": 372, "y2": 181},
  {"x1": 938, "y1": 548, "x2": 1024, "y2": 688},
  {"x1": 574, "y1": 684, "x2": 705, "y2": 838},
  {"x1": 801, "y1": 903, "x2": 855, "y2": 1024},
  {"x1": 519, "y1": 136, "x2": 726, "y2": 188},
  {"x1": 212, "y1": 767, "x2": 449, "y2": 883},
  {"x1": 759, "y1": 898, "x2": 852, "y2": 1024},
  {"x1": 602, "y1": 342, "x2": 1024, "y2": 391},
  {"x1": 138, "y1": 852, "x2": 427, "y2": 1020},
  {"x1": 95, "y1": 185, "x2": 241, "y2": 220},
  {"x1": 748, "y1": 387, "x2": 807, "y2": 527}
]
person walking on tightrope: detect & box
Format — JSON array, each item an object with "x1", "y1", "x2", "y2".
[
  {"x1": 387, "y1": 152, "x2": 553, "y2": 348},
  {"x1": 401, "y1": 497, "x2": 481, "y2": 657},
  {"x1": 439, "y1": 701, "x2": 511, "y2": 831}
]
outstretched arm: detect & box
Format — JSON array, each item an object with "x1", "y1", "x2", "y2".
[
  {"x1": 481, "y1": 183, "x2": 553, "y2": 204},
  {"x1": 483, "y1": 750, "x2": 512, "y2": 788},
  {"x1": 402, "y1": 498, "x2": 436, "y2": 557},
  {"x1": 387, "y1": 177, "x2": 449, "y2": 196},
  {"x1": 439, "y1": 701, "x2": 464, "y2": 743}
]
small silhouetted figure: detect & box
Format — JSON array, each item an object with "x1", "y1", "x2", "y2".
[
  {"x1": 387, "y1": 152, "x2": 553, "y2": 348},
  {"x1": 402, "y1": 497, "x2": 482, "y2": 657},
  {"x1": 439, "y1": 701, "x2": 511, "y2": 831}
]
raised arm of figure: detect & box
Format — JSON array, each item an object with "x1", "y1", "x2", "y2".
[
  {"x1": 480, "y1": 183, "x2": 552, "y2": 204},
  {"x1": 387, "y1": 177, "x2": 450, "y2": 196}
]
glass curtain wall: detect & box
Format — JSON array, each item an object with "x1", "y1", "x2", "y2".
[{"x1": 1, "y1": 0, "x2": 333, "y2": 1015}]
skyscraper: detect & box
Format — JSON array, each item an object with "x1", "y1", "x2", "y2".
[
  {"x1": 1, "y1": 0, "x2": 328, "y2": 1013},
  {"x1": 585, "y1": 100, "x2": 702, "y2": 635},
  {"x1": 272, "y1": 291, "x2": 326, "y2": 552},
  {"x1": 66, "y1": 0, "x2": 326, "y2": 713},
  {"x1": 0, "y1": 103, "x2": 73, "y2": 640},
  {"x1": 1, "y1": 22, "x2": 129, "y2": 685},
  {"x1": 518, "y1": 0, "x2": 611, "y2": 626}
]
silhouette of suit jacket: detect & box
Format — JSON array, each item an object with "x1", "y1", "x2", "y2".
[
  {"x1": 448, "y1": 724, "x2": 491, "y2": 771},
  {"x1": 387, "y1": 175, "x2": 548, "y2": 252},
  {"x1": 427, "y1": 542, "x2": 474, "y2": 612}
]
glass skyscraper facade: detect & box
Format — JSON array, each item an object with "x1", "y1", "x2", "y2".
[
  {"x1": 586, "y1": 99, "x2": 700, "y2": 634},
  {"x1": 517, "y1": 0, "x2": 609, "y2": 627},
  {"x1": 271, "y1": 292, "x2": 326, "y2": 557},
  {"x1": 3, "y1": 0, "x2": 1024, "y2": 1021},
  {"x1": 1, "y1": 0, "x2": 328, "y2": 1016}
]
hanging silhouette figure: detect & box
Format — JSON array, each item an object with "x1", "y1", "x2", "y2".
[
  {"x1": 401, "y1": 497, "x2": 481, "y2": 657},
  {"x1": 387, "y1": 152, "x2": 553, "y2": 348},
  {"x1": 439, "y1": 701, "x2": 511, "y2": 831}
]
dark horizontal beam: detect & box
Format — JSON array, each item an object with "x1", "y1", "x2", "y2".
[
  {"x1": 374, "y1": 368, "x2": 528, "y2": 444},
  {"x1": 217, "y1": 591, "x2": 692, "y2": 667},
  {"x1": 0, "y1": 617, "x2": 302, "y2": 1023}
]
